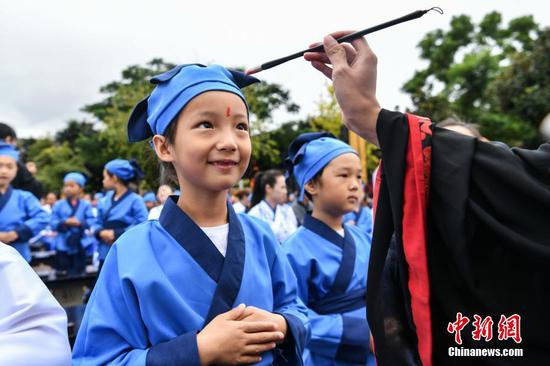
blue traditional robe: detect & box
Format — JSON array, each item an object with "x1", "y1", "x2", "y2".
[
  {"x1": 283, "y1": 214, "x2": 375, "y2": 366},
  {"x1": 0, "y1": 186, "x2": 49, "y2": 262},
  {"x1": 73, "y1": 197, "x2": 310, "y2": 365},
  {"x1": 93, "y1": 190, "x2": 148, "y2": 261},
  {"x1": 343, "y1": 206, "x2": 373, "y2": 237},
  {"x1": 51, "y1": 198, "x2": 96, "y2": 254}
]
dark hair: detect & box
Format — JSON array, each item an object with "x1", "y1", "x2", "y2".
[
  {"x1": 106, "y1": 170, "x2": 141, "y2": 192},
  {"x1": 0, "y1": 122, "x2": 17, "y2": 141},
  {"x1": 250, "y1": 169, "x2": 284, "y2": 207},
  {"x1": 158, "y1": 118, "x2": 180, "y2": 187},
  {"x1": 437, "y1": 118, "x2": 482, "y2": 138},
  {"x1": 235, "y1": 189, "x2": 250, "y2": 200},
  {"x1": 303, "y1": 167, "x2": 325, "y2": 201}
]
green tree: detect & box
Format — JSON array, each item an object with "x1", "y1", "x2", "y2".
[
  {"x1": 309, "y1": 84, "x2": 380, "y2": 178},
  {"x1": 33, "y1": 143, "x2": 87, "y2": 193},
  {"x1": 488, "y1": 27, "x2": 550, "y2": 147},
  {"x1": 403, "y1": 12, "x2": 544, "y2": 146}
]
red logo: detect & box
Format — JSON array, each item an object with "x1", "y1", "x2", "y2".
[
  {"x1": 472, "y1": 315, "x2": 494, "y2": 342},
  {"x1": 447, "y1": 312, "x2": 470, "y2": 345},
  {"x1": 498, "y1": 314, "x2": 522, "y2": 344},
  {"x1": 448, "y1": 313, "x2": 522, "y2": 345}
]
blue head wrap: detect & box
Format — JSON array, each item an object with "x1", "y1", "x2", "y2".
[
  {"x1": 286, "y1": 132, "x2": 358, "y2": 201},
  {"x1": 127, "y1": 64, "x2": 260, "y2": 142},
  {"x1": 143, "y1": 191, "x2": 157, "y2": 203},
  {"x1": 0, "y1": 142, "x2": 19, "y2": 161},
  {"x1": 64, "y1": 172, "x2": 86, "y2": 187},
  {"x1": 105, "y1": 159, "x2": 144, "y2": 181}
]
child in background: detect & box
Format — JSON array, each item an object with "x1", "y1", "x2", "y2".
[
  {"x1": 51, "y1": 172, "x2": 96, "y2": 276},
  {"x1": 248, "y1": 170, "x2": 298, "y2": 242},
  {"x1": 283, "y1": 132, "x2": 375, "y2": 366},
  {"x1": 73, "y1": 64, "x2": 309, "y2": 365},
  {"x1": 143, "y1": 191, "x2": 158, "y2": 211},
  {"x1": 232, "y1": 188, "x2": 250, "y2": 214},
  {"x1": 342, "y1": 183, "x2": 373, "y2": 237},
  {"x1": 0, "y1": 143, "x2": 49, "y2": 262},
  {"x1": 93, "y1": 159, "x2": 148, "y2": 268},
  {"x1": 147, "y1": 184, "x2": 173, "y2": 220}
]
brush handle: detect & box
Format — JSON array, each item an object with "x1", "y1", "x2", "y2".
[{"x1": 260, "y1": 9, "x2": 429, "y2": 72}]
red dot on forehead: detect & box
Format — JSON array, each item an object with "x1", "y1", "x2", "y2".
[{"x1": 226, "y1": 106, "x2": 231, "y2": 117}]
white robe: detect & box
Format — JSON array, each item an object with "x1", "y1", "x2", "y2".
[
  {"x1": 248, "y1": 200, "x2": 298, "y2": 242},
  {"x1": 0, "y1": 243, "x2": 71, "y2": 365}
]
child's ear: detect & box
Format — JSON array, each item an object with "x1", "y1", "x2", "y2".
[
  {"x1": 304, "y1": 180, "x2": 319, "y2": 197},
  {"x1": 152, "y1": 135, "x2": 174, "y2": 163}
]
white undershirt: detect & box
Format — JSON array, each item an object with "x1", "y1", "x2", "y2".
[
  {"x1": 200, "y1": 224, "x2": 229, "y2": 257},
  {"x1": 336, "y1": 228, "x2": 345, "y2": 237}
]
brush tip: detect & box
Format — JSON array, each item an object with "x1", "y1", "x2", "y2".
[{"x1": 245, "y1": 66, "x2": 262, "y2": 75}]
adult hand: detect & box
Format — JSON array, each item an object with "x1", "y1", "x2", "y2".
[{"x1": 305, "y1": 31, "x2": 381, "y2": 146}]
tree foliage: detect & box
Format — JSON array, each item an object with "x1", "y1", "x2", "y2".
[{"x1": 403, "y1": 12, "x2": 547, "y2": 146}]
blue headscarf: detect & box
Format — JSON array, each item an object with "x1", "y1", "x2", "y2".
[
  {"x1": 0, "y1": 142, "x2": 19, "y2": 161},
  {"x1": 105, "y1": 159, "x2": 144, "y2": 181},
  {"x1": 143, "y1": 191, "x2": 157, "y2": 203},
  {"x1": 127, "y1": 64, "x2": 260, "y2": 142},
  {"x1": 286, "y1": 132, "x2": 358, "y2": 201},
  {"x1": 64, "y1": 172, "x2": 87, "y2": 187}
]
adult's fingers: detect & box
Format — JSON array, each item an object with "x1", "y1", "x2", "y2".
[
  {"x1": 304, "y1": 43, "x2": 356, "y2": 65},
  {"x1": 351, "y1": 36, "x2": 377, "y2": 64},
  {"x1": 308, "y1": 30, "x2": 354, "y2": 49},
  {"x1": 323, "y1": 35, "x2": 348, "y2": 72},
  {"x1": 310, "y1": 61, "x2": 333, "y2": 79}
]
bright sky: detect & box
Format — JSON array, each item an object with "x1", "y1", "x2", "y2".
[{"x1": 1, "y1": 0, "x2": 549, "y2": 138}]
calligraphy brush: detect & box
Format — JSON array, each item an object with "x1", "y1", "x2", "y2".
[{"x1": 245, "y1": 7, "x2": 443, "y2": 75}]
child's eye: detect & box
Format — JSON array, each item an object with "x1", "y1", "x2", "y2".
[
  {"x1": 195, "y1": 121, "x2": 213, "y2": 129},
  {"x1": 339, "y1": 174, "x2": 349, "y2": 178},
  {"x1": 236, "y1": 122, "x2": 249, "y2": 131}
]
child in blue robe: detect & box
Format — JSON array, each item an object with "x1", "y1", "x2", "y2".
[
  {"x1": 343, "y1": 187, "x2": 373, "y2": 237},
  {"x1": 73, "y1": 64, "x2": 309, "y2": 366},
  {"x1": 51, "y1": 172, "x2": 96, "y2": 276},
  {"x1": 93, "y1": 159, "x2": 149, "y2": 267},
  {"x1": 283, "y1": 132, "x2": 375, "y2": 366},
  {"x1": 0, "y1": 143, "x2": 49, "y2": 262}
]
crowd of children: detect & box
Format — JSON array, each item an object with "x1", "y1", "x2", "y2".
[{"x1": 1, "y1": 64, "x2": 374, "y2": 365}]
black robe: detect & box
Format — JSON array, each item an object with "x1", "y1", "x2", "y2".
[{"x1": 367, "y1": 109, "x2": 550, "y2": 366}]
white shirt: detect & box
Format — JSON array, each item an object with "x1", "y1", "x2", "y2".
[
  {"x1": 233, "y1": 201, "x2": 247, "y2": 214},
  {"x1": 148, "y1": 204, "x2": 164, "y2": 220},
  {"x1": 200, "y1": 224, "x2": 229, "y2": 257},
  {"x1": 248, "y1": 200, "x2": 298, "y2": 242},
  {"x1": 0, "y1": 244, "x2": 71, "y2": 365}
]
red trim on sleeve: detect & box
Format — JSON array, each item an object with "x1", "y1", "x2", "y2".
[{"x1": 402, "y1": 113, "x2": 433, "y2": 366}]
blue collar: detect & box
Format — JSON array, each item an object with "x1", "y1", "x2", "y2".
[
  {"x1": 303, "y1": 214, "x2": 357, "y2": 297},
  {"x1": 303, "y1": 214, "x2": 345, "y2": 249},
  {"x1": 262, "y1": 199, "x2": 277, "y2": 215},
  {"x1": 0, "y1": 185, "x2": 13, "y2": 214},
  {"x1": 159, "y1": 196, "x2": 246, "y2": 324}
]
